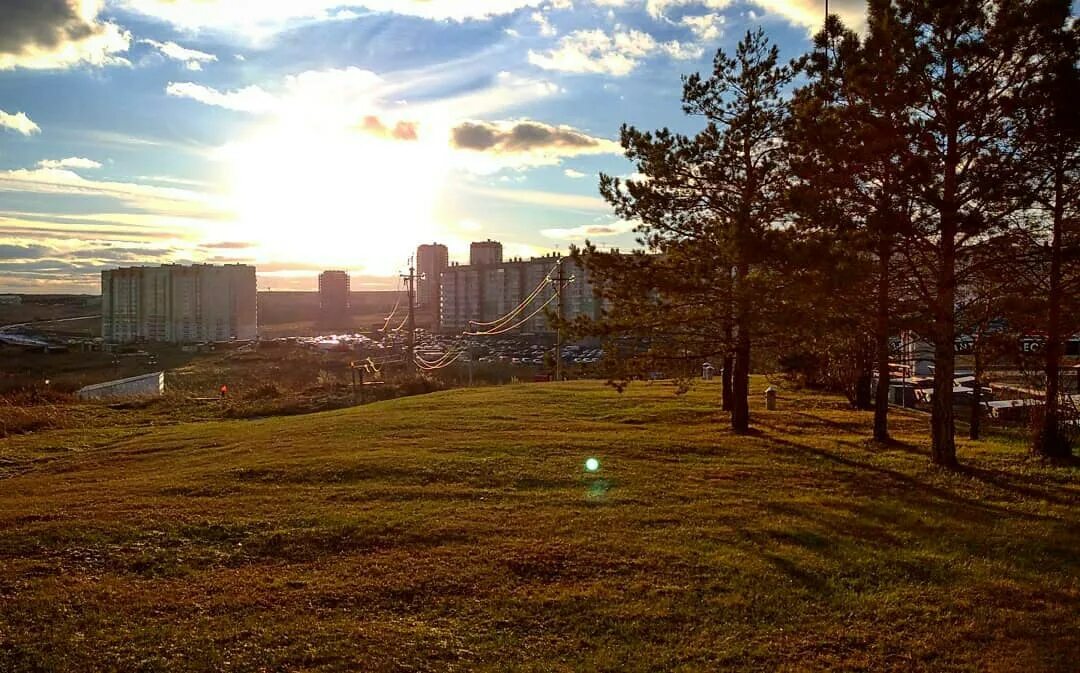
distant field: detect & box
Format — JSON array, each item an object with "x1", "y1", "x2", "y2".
[{"x1": 1, "y1": 380, "x2": 1077, "y2": 671}]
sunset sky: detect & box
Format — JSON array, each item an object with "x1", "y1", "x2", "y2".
[{"x1": 0, "y1": 0, "x2": 865, "y2": 293}]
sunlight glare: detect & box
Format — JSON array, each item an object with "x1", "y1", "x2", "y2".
[{"x1": 225, "y1": 120, "x2": 449, "y2": 276}]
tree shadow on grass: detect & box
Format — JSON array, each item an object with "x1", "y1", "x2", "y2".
[{"x1": 757, "y1": 431, "x2": 1062, "y2": 525}]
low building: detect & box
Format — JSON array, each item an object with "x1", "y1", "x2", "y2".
[{"x1": 77, "y1": 372, "x2": 165, "y2": 401}]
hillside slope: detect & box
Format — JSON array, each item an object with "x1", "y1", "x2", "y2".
[{"x1": 1, "y1": 380, "x2": 1078, "y2": 672}]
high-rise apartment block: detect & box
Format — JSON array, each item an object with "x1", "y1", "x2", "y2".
[
  {"x1": 318, "y1": 270, "x2": 351, "y2": 324},
  {"x1": 416, "y1": 243, "x2": 449, "y2": 321},
  {"x1": 440, "y1": 251, "x2": 599, "y2": 335},
  {"x1": 101, "y1": 264, "x2": 257, "y2": 344},
  {"x1": 469, "y1": 240, "x2": 503, "y2": 266}
]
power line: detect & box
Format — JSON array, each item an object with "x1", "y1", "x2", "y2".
[
  {"x1": 467, "y1": 262, "x2": 560, "y2": 330},
  {"x1": 464, "y1": 281, "x2": 571, "y2": 336}
]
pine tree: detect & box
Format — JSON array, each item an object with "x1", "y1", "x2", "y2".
[
  {"x1": 889, "y1": 0, "x2": 1046, "y2": 467},
  {"x1": 1009, "y1": 3, "x2": 1080, "y2": 457},
  {"x1": 787, "y1": 3, "x2": 920, "y2": 442},
  {"x1": 583, "y1": 29, "x2": 794, "y2": 433}
]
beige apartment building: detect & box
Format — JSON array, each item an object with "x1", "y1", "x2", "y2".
[{"x1": 101, "y1": 264, "x2": 257, "y2": 344}]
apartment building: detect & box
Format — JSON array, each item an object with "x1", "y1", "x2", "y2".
[
  {"x1": 101, "y1": 264, "x2": 257, "y2": 344},
  {"x1": 439, "y1": 251, "x2": 599, "y2": 335}
]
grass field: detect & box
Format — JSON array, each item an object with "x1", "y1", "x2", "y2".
[{"x1": 1, "y1": 379, "x2": 1077, "y2": 672}]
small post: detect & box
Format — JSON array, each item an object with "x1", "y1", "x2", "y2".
[{"x1": 765, "y1": 386, "x2": 778, "y2": 411}]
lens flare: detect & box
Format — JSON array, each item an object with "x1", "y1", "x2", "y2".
[{"x1": 585, "y1": 458, "x2": 600, "y2": 472}]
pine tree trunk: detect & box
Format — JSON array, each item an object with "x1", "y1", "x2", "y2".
[
  {"x1": 932, "y1": 55, "x2": 959, "y2": 469},
  {"x1": 854, "y1": 346, "x2": 874, "y2": 410},
  {"x1": 873, "y1": 244, "x2": 891, "y2": 441},
  {"x1": 969, "y1": 347, "x2": 982, "y2": 441},
  {"x1": 732, "y1": 336, "x2": 751, "y2": 434},
  {"x1": 721, "y1": 353, "x2": 734, "y2": 412},
  {"x1": 931, "y1": 328, "x2": 957, "y2": 467},
  {"x1": 1035, "y1": 164, "x2": 1069, "y2": 458},
  {"x1": 731, "y1": 262, "x2": 751, "y2": 434}
]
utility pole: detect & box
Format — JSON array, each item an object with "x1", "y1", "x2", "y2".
[
  {"x1": 555, "y1": 257, "x2": 565, "y2": 382},
  {"x1": 402, "y1": 261, "x2": 416, "y2": 375}
]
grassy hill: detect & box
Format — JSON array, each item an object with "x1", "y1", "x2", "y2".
[{"x1": 1, "y1": 380, "x2": 1077, "y2": 672}]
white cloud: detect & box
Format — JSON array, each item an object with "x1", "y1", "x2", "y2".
[
  {"x1": 0, "y1": 109, "x2": 40, "y2": 135},
  {"x1": 166, "y1": 81, "x2": 278, "y2": 114},
  {"x1": 564, "y1": 168, "x2": 587, "y2": 178},
  {"x1": 528, "y1": 28, "x2": 700, "y2": 76},
  {"x1": 37, "y1": 157, "x2": 102, "y2": 170},
  {"x1": 645, "y1": 0, "x2": 732, "y2": 19},
  {"x1": 141, "y1": 38, "x2": 217, "y2": 70},
  {"x1": 531, "y1": 11, "x2": 557, "y2": 36},
  {"x1": 681, "y1": 13, "x2": 725, "y2": 41},
  {"x1": 0, "y1": 0, "x2": 131, "y2": 71}
]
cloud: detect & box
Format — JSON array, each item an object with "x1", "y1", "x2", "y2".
[
  {"x1": 201, "y1": 241, "x2": 253, "y2": 250},
  {"x1": 0, "y1": 109, "x2": 40, "y2": 135},
  {"x1": 528, "y1": 28, "x2": 702, "y2": 76},
  {"x1": 0, "y1": 243, "x2": 51, "y2": 259},
  {"x1": 749, "y1": 0, "x2": 864, "y2": 32},
  {"x1": 564, "y1": 168, "x2": 587, "y2": 179},
  {"x1": 465, "y1": 184, "x2": 610, "y2": 211},
  {"x1": 530, "y1": 11, "x2": 556, "y2": 37},
  {"x1": 0, "y1": 0, "x2": 130, "y2": 70},
  {"x1": 452, "y1": 120, "x2": 615, "y2": 154},
  {"x1": 115, "y1": 0, "x2": 550, "y2": 36},
  {"x1": 680, "y1": 13, "x2": 725, "y2": 41},
  {"x1": 140, "y1": 38, "x2": 217, "y2": 70},
  {"x1": 0, "y1": 168, "x2": 230, "y2": 220},
  {"x1": 357, "y1": 115, "x2": 420, "y2": 141},
  {"x1": 166, "y1": 81, "x2": 277, "y2": 114},
  {"x1": 37, "y1": 157, "x2": 102, "y2": 169},
  {"x1": 541, "y1": 220, "x2": 636, "y2": 240},
  {"x1": 166, "y1": 67, "x2": 384, "y2": 120},
  {"x1": 450, "y1": 119, "x2": 619, "y2": 170},
  {"x1": 645, "y1": 0, "x2": 731, "y2": 19}
]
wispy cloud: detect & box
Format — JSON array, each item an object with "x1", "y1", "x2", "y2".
[
  {"x1": 465, "y1": 185, "x2": 611, "y2": 212},
  {"x1": 0, "y1": 168, "x2": 231, "y2": 220},
  {"x1": 140, "y1": 38, "x2": 217, "y2": 70},
  {"x1": 541, "y1": 219, "x2": 636, "y2": 240},
  {"x1": 117, "y1": 0, "x2": 550, "y2": 35}
]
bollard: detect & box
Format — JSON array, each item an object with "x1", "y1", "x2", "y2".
[{"x1": 765, "y1": 386, "x2": 777, "y2": 411}]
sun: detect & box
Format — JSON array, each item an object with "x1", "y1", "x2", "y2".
[{"x1": 224, "y1": 120, "x2": 450, "y2": 276}]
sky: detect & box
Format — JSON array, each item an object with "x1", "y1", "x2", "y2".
[{"x1": 0, "y1": 0, "x2": 866, "y2": 293}]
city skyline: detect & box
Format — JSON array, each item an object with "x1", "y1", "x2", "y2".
[{"x1": 0, "y1": 1, "x2": 860, "y2": 294}]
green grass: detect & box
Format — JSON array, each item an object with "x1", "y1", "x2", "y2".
[{"x1": 1, "y1": 379, "x2": 1077, "y2": 672}]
